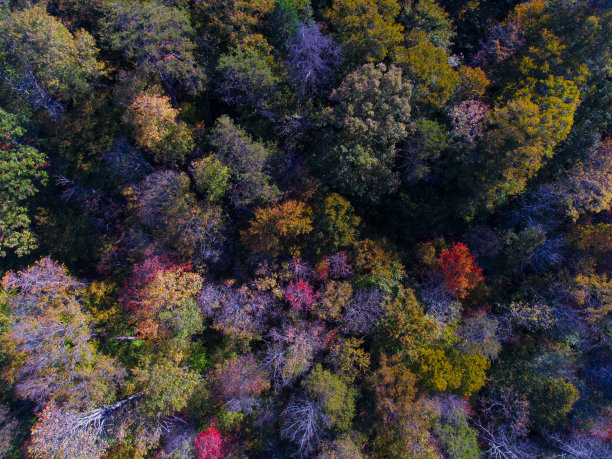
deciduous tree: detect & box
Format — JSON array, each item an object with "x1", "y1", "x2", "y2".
[
  {"x1": 124, "y1": 92, "x2": 194, "y2": 165},
  {"x1": 0, "y1": 108, "x2": 47, "y2": 257},
  {"x1": 329, "y1": 0, "x2": 404, "y2": 65},
  {"x1": 241, "y1": 200, "x2": 313, "y2": 257},
  {"x1": 0, "y1": 5, "x2": 103, "y2": 119}
]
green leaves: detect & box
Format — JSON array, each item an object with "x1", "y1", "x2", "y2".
[{"x1": 0, "y1": 108, "x2": 47, "y2": 257}]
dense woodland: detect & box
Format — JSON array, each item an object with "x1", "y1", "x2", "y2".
[{"x1": 0, "y1": 0, "x2": 610, "y2": 457}]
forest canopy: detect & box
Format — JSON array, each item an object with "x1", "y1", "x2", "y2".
[{"x1": 0, "y1": 0, "x2": 610, "y2": 458}]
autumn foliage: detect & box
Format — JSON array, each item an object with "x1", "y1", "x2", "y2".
[
  {"x1": 438, "y1": 243, "x2": 484, "y2": 299},
  {"x1": 195, "y1": 426, "x2": 223, "y2": 459}
]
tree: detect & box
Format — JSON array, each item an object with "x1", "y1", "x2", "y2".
[
  {"x1": 353, "y1": 239, "x2": 406, "y2": 291},
  {"x1": 209, "y1": 354, "x2": 270, "y2": 413},
  {"x1": 399, "y1": 118, "x2": 449, "y2": 183},
  {"x1": 130, "y1": 171, "x2": 225, "y2": 262},
  {"x1": 313, "y1": 64, "x2": 412, "y2": 201},
  {"x1": 268, "y1": 0, "x2": 300, "y2": 52},
  {"x1": 457, "y1": 313, "x2": 501, "y2": 359},
  {"x1": 370, "y1": 354, "x2": 438, "y2": 458},
  {"x1": 0, "y1": 5, "x2": 103, "y2": 119},
  {"x1": 479, "y1": 75, "x2": 581, "y2": 208},
  {"x1": 191, "y1": 156, "x2": 231, "y2": 203},
  {"x1": 123, "y1": 92, "x2": 194, "y2": 165},
  {"x1": 208, "y1": 115, "x2": 279, "y2": 207},
  {"x1": 286, "y1": 22, "x2": 342, "y2": 97},
  {"x1": 326, "y1": 252, "x2": 353, "y2": 279},
  {"x1": 319, "y1": 432, "x2": 366, "y2": 459},
  {"x1": 133, "y1": 358, "x2": 200, "y2": 417},
  {"x1": 195, "y1": 427, "x2": 222, "y2": 459},
  {"x1": 398, "y1": 0, "x2": 455, "y2": 50},
  {"x1": 395, "y1": 32, "x2": 460, "y2": 111},
  {"x1": 215, "y1": 46, "x2": 279, "y2": 119},
  {"x1": 199, "y1": 283, "x2": 274, "y2": 341},
  {"x1": 329, "y1": 0, "x2": 404, "y2": 65},
  {"x1": 341, "y1": 288, "x2": 385, "y2": 335},
  {"x1": 27, "y1": 403, "x2": 109, "y2": 459},
  {"x1": 100, "y1": 1, "x2": 204, "y2": 100},
  {"x1": 193, "y1": 0, "x2": 275, "y2": 50},
  {"x1": 562, "y1": 137, "x2": 612, "y2": 221},
  {"x1": 241, "y1": 200, "x2": 313, "y2": 257},
  {"x1": 280, "y1": 396, "x2": 327, "y2": 455},
  {"x1": 263, "y1": 322, "x2": 325, "y2": 388},
  {"x1": 377, "y1": 288, "x2": 436, "y2": 361},
  {"x1": 436, "y1": 412, "x2": 481, "y2": 459},
  {"x1": 119, "y1": 255, "x2": 203, "y2": 346},
  {"x1": 312, "y1": 194, "x2": 360, "y2": 254},
  {"x1": 1, "y1": 258, "x2": 125, "y2": 410},
  {"x1": 438, "y1": 243, "x2": 484, "y2": 299},
  {"x1": 314, "y1": 280, "x2": 352, "y2": 321},
  {"x1": 302, "y1": 364, "x2": 357, "y2": 431},
  {"x1": 0, "y1": 405, "x2": 19, "y2": 458},
  {"x1": 0, "y1": 108, "x2": 48, "y2": 257},
  {"x1": 490, "y1": 349, "x2": 580, "y2": 428},
  {"x1": 448, "y1": 100, "x2": 489, "y2": 150},
  {"x1": 285, "y1": 279, "x2": 317, "y2": 313},
  {"x1": 327, "y1": 337, "x2": 370, "y2": 384}
]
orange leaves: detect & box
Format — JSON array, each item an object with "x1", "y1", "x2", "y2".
[{"x1": 438, "y1": 243, "x2": 484, "y2": 299}]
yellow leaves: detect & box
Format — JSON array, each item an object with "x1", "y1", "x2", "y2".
[
  {"x1": 123, "y1": 91, "x2": 194, "y2": 164},
  {"x1": 241, "y1": 200, "x2": 313, "y2": 257},
  {"x1": 329, "y1": 0, "x2": 404, "y2": 64}
]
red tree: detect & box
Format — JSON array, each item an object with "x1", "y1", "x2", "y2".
[
  {"x1": 195, "y1": 427, "x2": 222, "y2": 459},
  {"x1": 438, "y1": 243, "x2": 484, "y2": 299},
  {"x1": 284, "y1": 279, "x2": 316, "y2": 312}
]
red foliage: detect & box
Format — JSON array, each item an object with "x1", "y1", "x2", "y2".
[
  {"x1": 118, "y1": 252, "x2": 171, "y2": 313},
  {"x1": 438, "y1": 243, "x2": 484, "y2": 299},
  {"x1": 195, "y1": 427, "x2": 223, "y2": 459},
  {"x1": 284, "y1": 279, "x2": 316, "y2": 312}
]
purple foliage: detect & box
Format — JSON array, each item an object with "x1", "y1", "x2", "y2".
[
  {"x1": 341, "y1": 288, "x2": 385, "y2": 335},
  {"x1": 286, "y1": 23, "x2": 342, "y2": 97}
]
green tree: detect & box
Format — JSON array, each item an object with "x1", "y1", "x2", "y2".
[
  {"x1": 436, "y1": 413, "x2": 480, "y2": 459},
  {"x1": 100, "y1": 1, "x2": 205, "y2": 100},
  {"x1": 0, "y1": 108, "x2": 47, "y2": 257},
  {"x1": 0, "y1": 5, "x2": 103, "y2": 119},
  {"x1": 396, "y1": 31, "x2": 460, "y2": 111},
  {"x1": 399, "y1": 0, "x2": 455, "y2": 50},
  {"x1": 312, "y1": 63, "x2": 411, "y2": 202},
  {"x1": 216, "y1": 46, "x2": 279, "y2": 119},
  {"x1": 302, "y1": 364, "x2": 357, "y2": 431},
  {"x1": 312, "y1": 194, "x2": 361, "y2": 254},
  {"x1": 134, "y1": 357, "x2": 200, "y2": 417},
  {"x1": 479, "y1": 75, "x2": 580, "y2": 208},
  {"x1": 208, "y1": 115, "x2": 279, "y2": 207},
  {"x1": 191, "y1": 156, "x2": 231, "y2": 203}
]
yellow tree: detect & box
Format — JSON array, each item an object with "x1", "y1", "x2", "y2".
[
  {"x1": 329, "y1": 0, "x2": 404, "y2": 65},
  {"x1": 123, "y1": 92, "x2": 194, "y2": 165},
  {"x1": 241, "y1": 200, "x2": 313, "y2": 257}
]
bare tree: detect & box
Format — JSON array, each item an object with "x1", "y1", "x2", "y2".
[
  {"x1": 286, "y1": 23, "x2": 342, "y2": 97},
  {"x1": 263, "y1": 323, "x2": 325, "y2": 389},
  {"x1": 341, "y1": 288, "x2": 385, "y2": 335},
  {"x1": 281, "y1": 397, "x2": 328, "y2": 456}
]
